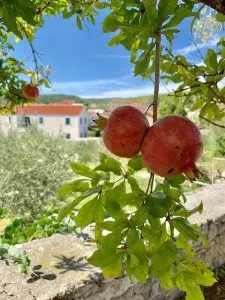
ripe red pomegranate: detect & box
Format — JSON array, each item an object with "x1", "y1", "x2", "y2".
[
  {"x1": 103, "y1": 106, "x2": 149, "y2": 158},
  {"x1": 22, "y1": 84, "x2": 39, "y2": 100},
  {"x1": 141, "y1": 115, "x2": 203, "y2": 180}
]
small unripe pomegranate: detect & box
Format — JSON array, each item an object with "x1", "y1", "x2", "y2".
[
  {"x1": 22, "y1": 84, "x2": 39, "y2": 100},
  {"x1": 103, "y1": 106, "x2": 149, "y2": 158},
  {"x1": 141, "y1": 115, "x2": 203, "y2": 180}
]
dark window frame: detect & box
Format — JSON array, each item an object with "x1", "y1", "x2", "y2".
[
  {"x1": 65, "y1": 117, "x2": 71, "y2": 125},
  {"x1": 65, "y1": 133, "x2": 71, "y2": 140}
]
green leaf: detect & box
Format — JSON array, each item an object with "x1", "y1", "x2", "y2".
[
  {"x1": 17, "y1": 0, "x2": 37, "y2": 26},
  {"x1": 204, "y1": 49, "x2": 218, "y2": 70},
  {"x1": 128, "y1": 155, "x2": 144, "y2": 171},
  {"x1": 58, "y1": 197, "x2": 82, "y2": 221},
  {"x1": 102, "y1": 13, "x2": 121, "y2": 32},
  {"x1": 171, "y1": 217, "x2": 199, "y2": 241},
  {"x1": 76, "y1": 15, "x2": 82, "y2": 30},
  {"x1": 0, "y1": 0, "x2": 36, "y2": 38},
  {"x1": 88, "y1": 248, "x2": 117, "y2": 267},
  {"x1": 103, "y1": 13, "x2": 140, "y2": 33},
  {"x1": 187, "y1": 202, "x2": 203, "y2": 217},
  {"x1": 70, "y1": 163, "x2": 96, "y2": 178},
  {"x1": 119, "y1": 192, "x2": 142, "y2": 208},
  {"x1": 216, "y1": 12, "x2": 225, "y2": 23},
  {"x1": 162, "y1": 28, "x2": 180, "y2": 44},
  {"x1": 127, "y1": 176, "x2": 145, "y2": 196},
  {"x1": 101, "y1": 232, "x2": 123, "y2": 251},
  {"x1": 126, "y1": 229, "x2": 149, "y2": 282},
  {"x1": 167, "y1": 174, "x2": 186, "y2": 187},
  {"x1": 103, "y1": 253, "x2": 123, "y2": 278},
  {"x1": 142, "y1": 222, "x2": 167, "y2": 246},
  {"x1": 158, "y1": 0, "x2": 178, "y2": 23},
  {"x1": 98, "y1": 218, "x2": 128, "y2": 232},
  {"x1": 148, "y1": 193, "x2": 172, "y2": 218},
  {"x1": 81, "y1": 186, "x2": 103, "y2": 199},
  {"x1": 102, "y1": 183, "x2": 127, "y2": 218},
  {"x1": 58, "y1": 180, "x2": 89, "y2": 197},
  {"x1": 151, "y1": 240, "x2": 177, "y2": 276},
  {"x1": 134, "y1": 45, "x2": 153, "y2": 77},
  {"x1": 176, "y1": 237, "x2": 195, "y2": 256},
  {"x1": 95, "y1": 155, "x2": 122, "y2": 175},
  {"x1": 76, "y1": 196, "x2": 104, "y2": 227},
  {"x1": 176, "y1": 273, "x2": 204, "y2": 300},
  {"x1": 130, "y1": 205, "x2": 148, "y2": 226},
  {"x1": 163, "y1": 6, "x2": 196, "y2": 29},
  {"x1": 143, "y1": 0, "x2": 159, "y2": 35}
]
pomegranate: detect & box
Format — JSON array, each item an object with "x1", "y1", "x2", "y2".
[
  {"x1": 103, "y1": 106, "x2": 149, "y2": 158},
  {"x1": 23, "y1": 84, "x2": 39, "y2": 100},
  {"x1": 141, "y1": 115, "x2": 203, "y2": 180}
]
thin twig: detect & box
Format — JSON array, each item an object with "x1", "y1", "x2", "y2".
[
  {"x1": 200, "y1": 115, "x2": 225, "y2": 128},
  {"x1": 17, "y1": 21, "x2": 50, "y2": 83},
  {"x1": 36, "y1": 0, "x2": 52, "y2": 15},
  {"x1": 166, "y1": 48, "x2": 225, "y2": 104},
  {"x1": 145, "y1": 102, "x2": 154, "y2": 115},
  {"x1": 150, "y1": 172, "x2": 154, "y2": 194},
  {"x1": 145, "y1": 173, "x2": 152, "y2": 195},
  {"x1": 17, "y1": 21, "x2": 39, "y2": 74},
  {"x1": 145, "y1": 172, "x2": 154, "y2": 195}
]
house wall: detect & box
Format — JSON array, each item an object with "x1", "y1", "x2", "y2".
[
  {"x1": 0, "y1": 115, "x2": 17, "y2": 134},
  {"x1": 17, "y1": 108, "x2": 88, "y2": 140},
  {"x1": 0, "y1": 107, "x2": 89, "y2": 140}
]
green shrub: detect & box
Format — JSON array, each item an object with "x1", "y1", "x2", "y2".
[{"x1": 0, "y1": 128, "x2": 107, "y2": 219}]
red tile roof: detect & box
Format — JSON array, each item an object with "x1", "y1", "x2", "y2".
[{"x1": 15, "y1": 104, "x2": 84, "y2": 116}]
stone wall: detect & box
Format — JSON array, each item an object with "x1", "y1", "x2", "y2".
[{"x1": 1, "y1": 183, "x2": 225, "y2": 300}]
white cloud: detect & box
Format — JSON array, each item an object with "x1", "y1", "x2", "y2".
[
  {"x1": 40, "y1": 75, "x2": 132, "y2": 95},
  {"x1": 176, "y1": 36, "x2": 220, "y2": 56},
  {"x1": 79, "y1": 83, "x2": 179, "y2": 99},
  {"x1": 41, "y1": 75, "x2": 179, "y2": 99}
]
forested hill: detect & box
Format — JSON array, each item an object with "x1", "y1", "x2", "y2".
[
  {"x1": 37, "y1": 94, "x2": 154, "y2": 108},
  {"x1": 37, "y1": 94, "x2": 186, "y2": 116},
  {"x1": 37, "y1": 94, "x2": 116, "y2": 108}
]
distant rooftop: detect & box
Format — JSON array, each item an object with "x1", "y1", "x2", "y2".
[{"x1": 15, "y1": 102, "x2": 84, "y2": 116}]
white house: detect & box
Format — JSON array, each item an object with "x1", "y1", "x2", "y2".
[
  {"x1": 87, "y1": 108, "x2": 105, "y2": 127},
  {"x1": 0, "y1": 102, "x2": 89, "y2": 140}
]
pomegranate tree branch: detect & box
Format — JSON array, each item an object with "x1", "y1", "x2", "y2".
[
  {"x1": 146, "y1": 32, "x2": 161, "y2": 195},
  {"x1": 200, "y1": 115, "x2": 225, "y2": 128},
  {"x1": 17, "y1": 21, "x2": 39, "y2": 74},
  {"x1": 153, "y1": 32, "x2": 161, "y2": 123},
  {"x1": 198, "y1": 0, "x2": 225, "y2": 15},
  {"x1": 17, "y1": 21, "x2": 50, "y2": 83}
]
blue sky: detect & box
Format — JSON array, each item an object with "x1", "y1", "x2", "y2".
[{"x1": 13, "y1": 11, "x2": 220, "y2": 99}]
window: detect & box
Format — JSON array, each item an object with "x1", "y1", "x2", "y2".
[
  {"x1": 84, "y1": 132, "x2": 87, "y2": 137},
  {"x1": 65, "y1": 133, "x2": 71, "y2": 140},
  {"x1": 80, "y1": 118, "x2": 82, "y2": 125},
  {"x1": 25, "y1": 117, "x2": 31, "y2": 126},
  {"x1": 8, "y1": 117, "x2": 11, "y2": 123},
  {"x1": 84, "y1": 118, "x2": 87, "y2": 125},
  {"x1": 65, "y1": 117, "x2": 71, "y2": 125},
  {"x1": 80, "y1": 132, "x2": 83, "y2": 138},
  {"x1": 39, "y1": 117, "x2": 44, "y2": 124}
]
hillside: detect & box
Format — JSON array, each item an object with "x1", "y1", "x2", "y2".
[{"x1": 37, "y1": 94, "x2": 155, "y2": 108}]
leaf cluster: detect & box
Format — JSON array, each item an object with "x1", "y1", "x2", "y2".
[
  {"x1": 59, "y1": 153, "x2": 216, "y2": 299},
  {"x1": 0, "y1": 209, "x2": 81, "y2": 245}
]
